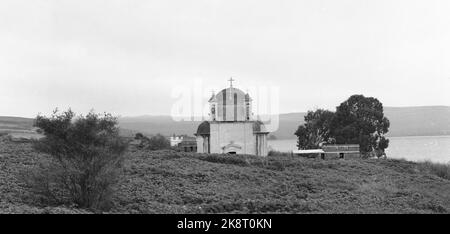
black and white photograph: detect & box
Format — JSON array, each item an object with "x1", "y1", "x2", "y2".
[{"x1": 0, "y1": 0, "x2": 449, "y2": 224}]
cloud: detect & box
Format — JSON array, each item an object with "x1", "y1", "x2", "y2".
[{"x1": 0, "y1": 0, "x2": 449, "y2": 117}]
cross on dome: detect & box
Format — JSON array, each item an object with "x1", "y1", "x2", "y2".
[{"x1": 228, "y1": 77, "x2": 235, "y2": 87}]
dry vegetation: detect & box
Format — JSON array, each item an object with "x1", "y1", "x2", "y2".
[{"x1": 1, "y1": 139, "x2": 449, "y2": 214}]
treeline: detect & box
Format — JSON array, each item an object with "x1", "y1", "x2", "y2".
[
  {"x1": 133, "y1": 132, "x2": 171, "y2": 150},
  {"x1": 295, "y1": 94, "x2": 390, "y2": 158}
]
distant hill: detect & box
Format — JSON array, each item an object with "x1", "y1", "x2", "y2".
[
  {"x1": 383, "y1": 106, "x2": 450, "y2": 137},
  {"x1": 118, "y1": 106, "x2": 450, "y2": 139},
  {"x1": 118, "y1": 116, "x2": 202, "y2": 137},
  {"x1": 0, "y1": 116, "x2": 34, "y2": 131},
  {"x1": 2, "y1": 106, "x2": 450, "y2": 139}
]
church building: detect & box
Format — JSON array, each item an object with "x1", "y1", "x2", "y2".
[{"x1": 195, "y1": 79, "x2": 269, "y2": 156}]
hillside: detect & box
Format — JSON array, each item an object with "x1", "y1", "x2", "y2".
[
  {"x1": 2, "y1": 106, "x2": 450, "y2": 139},
  {"x1": 1, "y1": 140, "x2": 449, "y2": 214},
  {"x1": 384, "y1": 106, "x2": 450, "y2": 136},
  {"x1": 0, "y1": 116, "x2": 34, "y2": 131},
  {"x1": 0, "y1": 117, "x2": 41, "y2": 140},
  {"x1": 118, "y1": 106, "x2": 450, "y2": 139},
  {"x1": 119, "y1": 116, "x2": 202, "y2": 137}
]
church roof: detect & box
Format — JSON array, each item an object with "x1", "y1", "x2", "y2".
[
  {"x1": 210, "y1": 88, "x2": 250, "y2": 102},
  {"x1": 208, "y1": 93, "x2": 216, "y2": 102},
  {"x1": 216, "y1": 87, "x2": 246, "y2": 98},
  {"x1": 196, "y1": 121, "x2": 210, "y2": 135},
  {"x1": 196, "y1": 120, "x2": 266, "y2": 135}
]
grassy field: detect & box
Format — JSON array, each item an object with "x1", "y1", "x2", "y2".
[{"x1": 0, "y1": 140, "x2": 449, "y2": 214}]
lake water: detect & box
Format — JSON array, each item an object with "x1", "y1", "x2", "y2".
[{"x1": 268, "y1": 135, "x2": 450, "y2": 164}]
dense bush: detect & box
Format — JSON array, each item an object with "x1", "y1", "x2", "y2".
[
  {"x1": 146, "y1": 134, "x2": 171, "y2": 150},
  {"x1": 417, "y1": 161, "x2": 450, "y2": 180},
  {"x1": 24, "y1": 110, "x2": 127, "y2": 211},
  {"x1": 134, "y1": 133, "x2": 144, "y2": 140},
  {"x1": 268, "y1": 150, "x2": 292, "y2": 157},
  {"x1": 195, "y1": 154, "x2": 250, "y2": 166},
  {"x1": 135, "y1": 133, "x2": 170, "y2": 151}
]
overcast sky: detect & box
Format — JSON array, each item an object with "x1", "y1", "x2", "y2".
[{"x1": 1, "y1": 0, "x2": 449, "y2": 118}]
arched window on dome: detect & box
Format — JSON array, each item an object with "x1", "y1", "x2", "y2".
[
  {"x1": 211, "y1": 104, "x2": 216, "y2": 121},
  {"x1": 246, "y1": 102, "x2": 251, "y2": 120}
]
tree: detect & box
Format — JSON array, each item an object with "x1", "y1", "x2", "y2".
[
  {"x1": 135, "y1": 133, "x2": 171, "y2": 150},
  {"x1": 295, "y1": 109, "x2": 335, "y2": 149},
  {"x1": 331, "y1": 95, "x2": 390, "y2": 157},
  {"x1": 146, "y1": 134, "x2": 171, "y2": 150},
  {"x1": 27, "y1": 109, "x2": 128, "y2": 210},
  {"x1": 295, "y1": 125, "x2": 310, "y2": 149},
  {"x1": 135, "y1": 132, "x2": 144, "y2": 140}
]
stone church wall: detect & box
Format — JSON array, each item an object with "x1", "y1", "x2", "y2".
[
  {"x1": 196, "y1": 136, "x2": 205, "y2": 153},
  {"x1": 209, "y1": 122, "x2": 255, "y2": 155}
]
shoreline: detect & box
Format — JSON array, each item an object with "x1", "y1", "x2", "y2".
[{"x1": 269, "y1": 135, "x2": 450, "y2": 141}]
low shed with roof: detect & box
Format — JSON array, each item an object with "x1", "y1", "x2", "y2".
[{"x1": 293, "y1": 144, "x2": 361, "y2": 159}]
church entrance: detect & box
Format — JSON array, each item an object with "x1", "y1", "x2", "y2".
[{"x1": 222, "y1": 142, "x2": 242, "y2": 155}]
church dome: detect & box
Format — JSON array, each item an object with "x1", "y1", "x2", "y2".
[
  {"x1": 216, "y1": 87, "x2": 246, "y2": 98},
  {"x1": 212, "y1": 87, "x2": 251, "y2": 122},
  {"x1": 196, "y1": 121, "x2": 210, "y2": 135}
]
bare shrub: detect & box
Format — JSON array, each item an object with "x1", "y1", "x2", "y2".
[{"x1": 24, "y1": 109, "x2": 127, "y2": 211}]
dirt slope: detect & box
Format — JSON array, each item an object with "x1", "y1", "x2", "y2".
[{"x1": 0, "y1": 141, "x2": 449, "y2": 213}]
